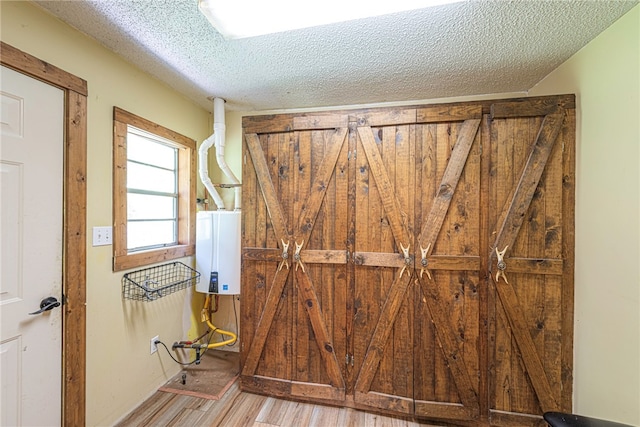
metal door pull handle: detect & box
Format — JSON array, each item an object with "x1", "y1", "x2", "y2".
[{"x1": 28, "y1": 297, "x2": 61, "y2": 315}]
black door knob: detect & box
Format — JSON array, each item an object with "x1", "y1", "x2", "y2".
[{"x1": 28, "y1": 296, "x2": 61, "y2": 315}]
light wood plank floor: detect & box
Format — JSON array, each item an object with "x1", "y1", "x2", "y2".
[{"x1": 116, "y1": 382, "x2": 444, "y2": 426}]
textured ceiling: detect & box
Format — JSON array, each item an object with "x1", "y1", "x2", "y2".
[{"x1": 35, "y1": 0, "x2": 637, "y2": 112}]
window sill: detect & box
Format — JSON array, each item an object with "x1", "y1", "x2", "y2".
[{"x1": 113, "y1": 244, "x2": 195, "y2": 272}]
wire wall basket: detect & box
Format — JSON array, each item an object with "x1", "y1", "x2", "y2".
[{"x1": 122, "y1": 262, "x2": 200, "y2": 301}]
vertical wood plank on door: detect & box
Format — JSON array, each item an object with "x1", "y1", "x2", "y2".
[
  {"x1": 320, "y1": 132, "x2": 336, "y2": 360},
  {"x1": 345, "y1": 122, "x2": 358, "y2": 396},
  {"x1": 353, "y1": 124, "x2": 374, "y2": 386},
  {"x1": 414, "y1": 123, "x2": 438, "y2": 404},
  {"x1": 270, "y1": 132, "x2": 292, "y2": 381},
  {"x1": 332, "y1": 131, "x2": 350, "y2": 390},
  {"x1": 490, "y1": 116, "x2": 517, "y2": 413},
  {"x1": 295, "y1": 130, "x2": 312, "y2": 383},
  {"x1": 478, "y1": 114, "x2": 492, "y2": 422},
  {"x1": 488, "y1": 116, "x2": 507, "y2": 414},
  {"x1": 437, "y1": 121, "x2": 459, "y2": 405},
  {"x1": 375, "y1": 125, "x2": 398, "y2": 398},
  {"x1": 256, "y1": 133, "x2": 279, "y2": 380},
  {"x1": 241, "y1": 139, "x2": 257, "y2": 370},
  {"x1": 462, "y1": 126, "x2": 481, "y2": 397},
  {"x1": 541, "y1": 123, "x2": 565, "y2": 408},
  {"x1": 392, "y1": 124, "x2": 414, "y2": 402},
  {"x1": 286, "y1": 131, "x2": 297, "y2": 382},
  {"x1": 560, "y1": 109, "x2": 576, "y2": 412}
]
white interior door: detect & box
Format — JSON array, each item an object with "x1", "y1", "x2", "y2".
[{"x1": 1, "y1": 65, "x2": 64, "y2": 426}]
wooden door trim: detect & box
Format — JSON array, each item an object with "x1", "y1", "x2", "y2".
[
  {"x1": 489, "y1": 107, "x2": 566, "y2": 413},
  {"x1": 1, "y1": 42, "x2": 87, "y2": 426}
]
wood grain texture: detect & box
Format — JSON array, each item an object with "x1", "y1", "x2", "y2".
[
  {"x1": 293, "y1": 114, "x2": 348, "y2": 130},
  {"x1": 416, "y1": 105, "x2": 483, "y2": 123},
  {"x1": 113, "y1": 107, "x2": 196, "y2": 149},
  {"x1": 357, "y1": 126, "x2": 412, "y2": 248},
  {"x1": 240, "y1": 95, "x2": 574, "y2": 133},
  {"x1": 560, "y1": 109, "x2": 576, "y2": 412},
  {"x1": 119, "y1": 381, "x2": 443, "y2": 426},
  {"x1": 243, "y1": 114, "x2": 295, "y2": 134},
  {"x1": 417, "y1": 119, "x2": 480, "y2": 251},
  {"x1": 62, "y1": 86, "x2": 87, "y2": 427},
  {"x1": 416, "y1": 275, "x2": 480, "y2": 414},
  {"x1": 411, "y1": 116, "x2": 482, "y2": 417},
  {"x1": 243, "y1": 128, "x2": 349, "y2": 394},
  {"x1": 353, "y1": 123, "x2": 417, "y2": 410},
  {"x1": 295, "y1": 128, "x2": 347, "y2": 243},
  {"x1": 489, "y1": 109, "x2": 566, "y2": 414},
  {"x1": 352, "y1": 108, "x2": 417, "y2": 127},
  {"x1": 1, "y1": 41, "x2": 87, "y2": 95},
  {"x1": 241, "y1": 271, "x2": 290, "y2": 376},
  {"x1": 490, "y1": 98, "x2": 568, "y2": 119},
  {"x1": 294, "y1": 270, "x2": 345, "y2": 389},
  {"x1": 244, "y1": 133, "x2": 290, "y2": 243},
  {"x1": 345, "y1": 122, "x2": 358, "y2": 396},
  {"x1": 491, "y1": 109, "x2": 565, "y2": 259},
  {"x1": 241, "y1": 96, "x2": 575, "y2": 426},
  {"x1": 477, "y1": 114, "x2": 491, "y2": 423},
  {"x1": 354, "y1": 275, "x2": 413, "y2": 394}
]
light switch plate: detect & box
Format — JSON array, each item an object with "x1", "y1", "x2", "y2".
[{"x1": 92, "y1": 226, "x2": 112, "y2": 246}]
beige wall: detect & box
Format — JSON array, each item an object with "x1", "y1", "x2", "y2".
[
  {"x1": 1, "y1": 2, "x2": 211, "y2": 426},
  {"x1": 529, "y1": 5, "x2": 639, "y2": 425}
]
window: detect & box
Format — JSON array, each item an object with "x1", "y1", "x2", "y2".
[{"x1": 113, "y1": 107, "x2": 196, "y2": 271}]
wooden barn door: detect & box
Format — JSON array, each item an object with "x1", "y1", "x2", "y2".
[
  {"x1": 411, "y1": 106, "x2": 484, "y2": 421},
  {"x1": 351, "y1": 105, "x2": 484, "y2": 422},
  {"x1": 351, "y1": 112, "x2": 417, "y2": 415},
  {"x1": 240, "y1": 95, "x2": 575, "y2": 426},
  {"x1": 487, "y1": 99, "x2": 575, "y2": 426},
  {"x1": 241, "y1": 115, "x2": 349, "y2": 401}
]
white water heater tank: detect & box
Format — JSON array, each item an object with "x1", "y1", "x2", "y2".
[{"x1": 195, "y1": 210, "x2": 241, "y2": 295}]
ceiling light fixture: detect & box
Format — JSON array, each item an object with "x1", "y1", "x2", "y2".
[{"x1": 198, "y1": 0, "x2": 460, "y2": 40}]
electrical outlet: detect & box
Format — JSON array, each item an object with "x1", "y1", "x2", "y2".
[{"x1": 150, "y1": 335, "x2": 159, "y2": 354}]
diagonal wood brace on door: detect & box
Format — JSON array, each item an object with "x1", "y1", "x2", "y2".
[{"x1": 495, "y1": 245, "x2": 509, "y2": 283}]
